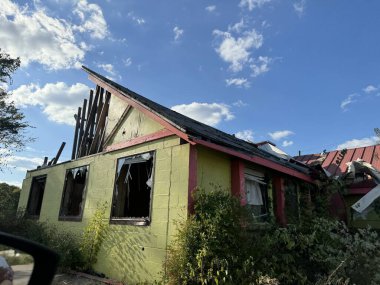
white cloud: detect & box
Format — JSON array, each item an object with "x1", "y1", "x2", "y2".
[
  {"x1": 127, "y1": 12, "x2": 145, "y2": 25},
  {"x1": 363, "y1": 85, "x2": 378, "y2": 94},
  {"x1": 293, "y1": 0, "x2": 306, "y2": 17},
  {"x1": 229, "y1": 19, "x2": 245, "y2": 33},
  {"x1": 0, "y1": 180, "x2": 22, "y2": 187},
  {"x1": 268, "y1": 130, "x2": 294, "y2": 141},
  {"x1": 235, "y1": 130, "x2": 254, "y2": 142},
  {"x1": 123, "y1": 58, "x2": 132, "y2": 67},
  {"x1": 205, "y1": 5, "x2": 216, "y2": 12},
  {"x1": 171, "y1": 102, "x2": 234, "y2": 127},
  {"x1": 10, "y1": 82, "x2": 90, "y2": 126},
  {"x1": 0, "y1": 0, "x2": 108, "y2": 70},
  {"x1": 282, "y1": 140, "x2": 294, "y2": 147},
  {"x1": 250, "y1": 56, "x2": 272, "y2": 77},
  {"x1": 173, "y1": 26, "x2": 184, "y2": 41},
  {"x1": 213, "y1": 29, "x2": 263, "y2": 72},
  {"x1": 1, "y1": 154, "x2": 44, "y2": 174},
  {"x1": 73, "y1": 0, "x2": 108, "y2": 39},
  {"x1": 337, "y1": 136, "x2": 378, "y2": 150},
  {"x1": 233, "y1": 100, "x2": 248, "y2": 107},
  {"x1": 340, "y1": 93, "x2": 358, "y2": 110},
  {"x1": 226, "y1": 78, "x2": 250, "y2": 88},
  {"x1": 98, "y1": 63, "x2": 116, "y2": 76},
  {"x1": 239, "y1": 0, "x2": 271, "y2": 11}
]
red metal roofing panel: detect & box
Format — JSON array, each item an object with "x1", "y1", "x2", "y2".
[
  {"x1": 362, "y1": 145, "x2": 375, "y2": 164},
  {"x1": 350, "y1": 147, "x2": 365, "y2": 162},
  {"x1": 371, "y1": 145, "x2": 380, "y2": 171},
  {"x1": 334, "y1": 148, "x2": 355, "y2": 176},
  {"x1": 322, "y1": 151, "x2": 337, "y2": 169},
  {"x1": 325, "y1": 151, "x2": 340, "y2": 175}
]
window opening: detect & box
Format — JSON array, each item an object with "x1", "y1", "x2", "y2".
[
  {"x1": 59, "y1": 165, "x2": 88, "y2": 219},
  {"x1": 111, "y1": 152, "x2": 154, "y2": 224},
  {"x1": 245, "y1": 172, "x2": 269, "y2": 222},
  {"x1": 27, "y1": 175, "x2": 47, "y2": 217}
]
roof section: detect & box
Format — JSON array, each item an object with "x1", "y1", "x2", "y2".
[
  {"x1": 82, "y1": 66, "x2": 313, "y2": 178},
  {"x1": 294, "y1": 145, "x2": 380, "y2": 175}
]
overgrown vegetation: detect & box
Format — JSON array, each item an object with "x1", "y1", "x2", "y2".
[
  {"x1": 80, "y1": 202, "x2": 109, "y2": 271},
  {"x1": 0, "y1": 211, "x2": 85, "y2": 269},
  {"x1": 165, "y1": 188, "x2": 380, "y2": 285},
  {"x1": 0, "y1": 182, "x2": 20, "y2": 219}
]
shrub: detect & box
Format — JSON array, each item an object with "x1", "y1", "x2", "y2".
[
  {"x1": 79, "y1": 202, "x2": 109, "y2": 271},
  {"x1": 0, "y1": 211, "x2": 84, "y2": 270},
  {"x1": 165, "y1": 189, "x2": 380, "y2": 285}
]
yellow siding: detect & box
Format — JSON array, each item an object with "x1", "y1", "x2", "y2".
[
  {"x1": 107, "y1": 107, "x2": 164, "y2": 146},
  {"x1": 19, "y1": 136, "x2": 190, "y2": 284},
  {"x1": 196, "y1": 146, "x2": 231, "y2": 192},
  {"x1": 105, "y1": 94, "x2": 130, "y2": 139}
]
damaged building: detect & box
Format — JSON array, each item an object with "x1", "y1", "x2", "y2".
[
  {"x1": 19, "y1": 66, "x2": 319, "y2": 283},
  {"x1": 295, "y1": 145, "x2": 380, "y2": 229}
]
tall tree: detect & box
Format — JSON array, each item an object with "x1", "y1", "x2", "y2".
[{"x1": 0, "y1": 49, "x2": 32, "y2": 169}]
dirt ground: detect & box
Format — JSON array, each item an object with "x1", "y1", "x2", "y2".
[{"x1": 52, "y1": 274, "x2": 106, "y2": 285}]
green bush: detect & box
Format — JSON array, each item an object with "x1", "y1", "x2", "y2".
[
  {"x1": 79, "y1": 202, "x2": 109, "y2": 271},
  {"x1": 0, "y1": 211, "x2": 84, "y2": 270},
  {"x1": 165, "y1": 189, "x2": 380, "y2": 285}
]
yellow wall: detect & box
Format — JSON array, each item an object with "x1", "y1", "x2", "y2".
[
  {"x1": 196, "y1": 146, "x2": 231, "y2": 192},
  {"x1": 105, "y1": 95, "x2": 130, "y2": 139},
  {"x1": 107, "y1": 107, "x2": 164, "y2": 146},
  {"x1": 19, "y1": 136, "x2": 190, "y2": 284}
]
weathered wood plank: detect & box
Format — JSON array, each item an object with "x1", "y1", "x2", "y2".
[
  {"x1": 53, "y1": 142, "x2": 66, "y2": 164},
  {"x1": 71, "y1": 107, "x2": 81, "y2": 160},
  {"x1": 102, "y1": 104, "x2": 132, "y2": 147}
]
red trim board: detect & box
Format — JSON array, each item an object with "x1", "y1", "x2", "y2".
[{"x1": 105, "y1": 129, "x2": 175, "y2": 152}]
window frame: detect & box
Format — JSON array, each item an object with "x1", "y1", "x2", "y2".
[
  {"x1": 26, "y1": 174, "x2": 47, "y2": 219},
  {"x1": 110, "y1": 151, "x2": 155, "y2": 226},
  {"x1": 58, "y1": 165, "x2": 90, "y2": 222}
]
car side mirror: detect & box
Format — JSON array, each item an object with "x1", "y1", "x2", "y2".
[{"x1": 0, "y1": 231, "x2": 59, "y2": 285}]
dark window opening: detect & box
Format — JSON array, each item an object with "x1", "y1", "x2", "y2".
[
  {"x1": 111, "y1": 152, "x2": 154, "y2": 224},
  {"x1": 27, "y1": 175, "x2": 47, "y2": 217},
  {"x1": 59, "y1": 166, "x2": 88, "y2": 220}
]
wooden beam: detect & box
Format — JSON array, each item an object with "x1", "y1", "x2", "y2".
[
  {"x1": 87, "y1": 89, "x2": 94, "y2": 120},
  {"x1": 78, "y1": 86, "x2": 100, "y2": 157},
  {"x1": 88, "y1": 91, "x2": 111, "y2": 155},
  {"x1": 53, "y1": 142, "x2": 66, "y2": 165},
  {"x1": 76, "y1": 99, "x2": 87, "y2": 158},
  {"x1": 43, "y1": 157, "x2": 48, "y2": 167},
  {"x1": 103, "y1": 105, "x2": 132, "y2": 147},
  {"x1": 89, "y1": 86, "x2": 100, "y2": 141},
  {"x1": 87, "y1": 74, "x2": 194, "y2": 144},
  {"x1": 71, "y1": 107, "x2": 81, "y2": 160}
]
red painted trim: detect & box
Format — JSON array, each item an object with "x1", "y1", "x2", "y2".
[
  {"x1": 231, "y1": 159, "x2": 246, "y2": 205},
  {"x1": 193, "y1": 139, "x2": 314, "y2": 183},
  {"x1": 88, "y1": 75, "x2": 195, "y2": 145},
  {"x1": 273, "y1": 176, "x2": 286, "y2": 226},
  {"x1": 188, "y1": 145, "x2": 198, "y2": 214},
  {"x1": 105, "y1": 129, "x2": 175, "y2": 152}
]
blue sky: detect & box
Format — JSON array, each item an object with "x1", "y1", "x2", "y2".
[{"x1": 1, "y1": 0, "x2": 380, "y2": 186}]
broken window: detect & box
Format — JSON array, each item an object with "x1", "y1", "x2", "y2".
[
  {"x1": 284, "y1": 179, "x2": 300, "y2": 224},
  {"x1": 27, "y1": 175, "x2": 47, "y2": 218},
  {"x1": 111, "y1": 152, "x2": 154, "y2": 225},
  {"x1": 59, "y1": 166, "x2": 89, "y2": 220},
  {"x1": 245, "y1": 170, "x2": 270, "y2": 222}
]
